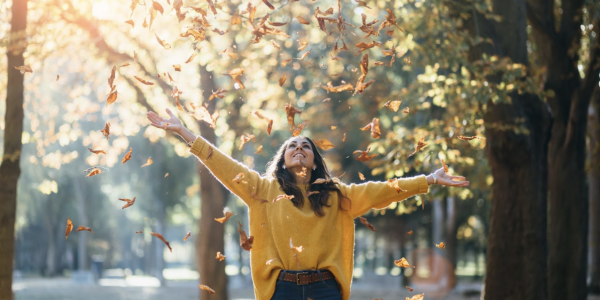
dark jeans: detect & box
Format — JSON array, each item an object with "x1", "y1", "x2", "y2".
[{"x1": 270, "y1": 270, "x2": 343, "y2": 300}]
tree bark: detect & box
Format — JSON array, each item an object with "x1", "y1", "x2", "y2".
[
  {"x1": 526, "y1": 0, "x2": 600, "y2": 297},
  {"x1": 589, "y1": 87, "x2": 600, "y2": 294},
  {"x1": 196, "y1": 64, "x2": 229, "y2": 300},
  {"x1": 74, "y1": 178, "x2": 88, "y2": 270},
  {"x1": 471, "y1": 0, "x2": 552, "y2": 299},
  {"x1": 0, "y1": 0, "x2": 28, "y2": 298}
]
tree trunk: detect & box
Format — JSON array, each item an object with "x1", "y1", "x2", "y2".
[
  {"x1": 196, "y1": 64, "x2": 229, "y2": 300},
  {"x1": 477, "y1": 0, "x2": 552, "y2": 299},
  {"x1": 155, "y1": 207, "x2": 166, "y2": 287},
  {"x1": 589, "y1": 87, "x2": 600, "y2": 294},
  {"x1": 74, "y1": 178, "x2": 88, "y2": 270},
  {"x1": 0, "y1": 1, "x2": 28, "y2": 298}
]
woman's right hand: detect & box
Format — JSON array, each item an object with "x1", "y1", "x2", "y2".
[{"x1": 147, "y1": 108, "x2": 184, "y2": 134}]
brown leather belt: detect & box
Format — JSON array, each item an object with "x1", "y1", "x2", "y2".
[{"x1": 278, "y1": 270, "x2": 335, "y2": 285}]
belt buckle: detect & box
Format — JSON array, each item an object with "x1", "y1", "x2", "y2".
[{"x1": 296, "y1": 272, "x2": 309, "y2": 285}]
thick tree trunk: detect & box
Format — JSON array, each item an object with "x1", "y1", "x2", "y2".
[
  {"x1": 479, "y1": 1, "x2": 552, "y2": 299},
  {"x1": 0, "y1": 1, "x2": 27, "y2": 298},
  {"x1": 589, "y1": 87, "x2": 600, "y2": 294},
  {"x1": 196, "y1": 64, "x2": 229, "y2": 300}
]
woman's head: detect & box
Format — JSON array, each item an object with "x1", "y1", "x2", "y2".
[{"x1": 265, "y1": 136, "x2": 350, "y2": 216}]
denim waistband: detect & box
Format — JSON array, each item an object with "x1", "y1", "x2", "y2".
[{"x1": 277, "y1": 269, "x2": 332, "y2": 281}]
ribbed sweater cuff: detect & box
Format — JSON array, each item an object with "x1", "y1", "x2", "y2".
[
  {"x1": 416, "y1": 175, "x2": 429, "y2": 194},
  {"x1": 189, "y1": 136, "x2": 208, "y2": 158}
]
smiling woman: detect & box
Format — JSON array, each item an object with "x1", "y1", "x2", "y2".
[{"x1": 91, "y1": 1, "x2": 111, "y2": 20}]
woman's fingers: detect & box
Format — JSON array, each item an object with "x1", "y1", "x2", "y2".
[{"x1": 451, "y1": 176, "x2": 466, "y2": 181}]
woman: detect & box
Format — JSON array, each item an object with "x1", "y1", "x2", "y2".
[{"x1": 147, "y1": 108, "x2": 469, "y2": 300}]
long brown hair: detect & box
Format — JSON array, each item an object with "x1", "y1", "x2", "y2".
[{"x1": 265, "y1": 136, "x2": 350, "y2": 217}]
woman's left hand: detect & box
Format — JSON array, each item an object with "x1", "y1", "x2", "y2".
[{"x1": 428, "y1": 168, "x2": 470, "y2": 187}]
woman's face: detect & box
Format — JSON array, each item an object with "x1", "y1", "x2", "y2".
[{"x1": 283, "y1": 137, "x2": 315, "y2": 170}]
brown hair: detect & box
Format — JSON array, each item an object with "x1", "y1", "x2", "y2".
[{"x1": 265, "y1": 136, "x2": 350, "y2": 217}]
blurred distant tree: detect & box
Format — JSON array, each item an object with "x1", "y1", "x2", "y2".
[
  {"x1": 0, "y1": 0, "x2": 28, "y2": 299},
  {"x1": 588, "y1": 87, "x2": 600, "y2": 294}
]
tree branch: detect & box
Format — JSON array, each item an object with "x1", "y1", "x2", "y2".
[{"x1": 525, "y1": 0, "x2": 556, "y2": 40}]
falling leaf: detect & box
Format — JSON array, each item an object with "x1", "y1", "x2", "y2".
[
  {"x1": 273, "y1": 194, "x2": 295, "y2": 203},
  {"x1": 321, "y1": 81, "x2": 354, "y2": 93},
  {"x1": 134, "y1": 76, "x2": 154, "y2": 85},
  {"x1": 296, "y1": 167, "x2": 307, "y2": 178},
  {"x1": 354, "y1": 147, "x2": 377, "y2": 161},
  {"x1": 151, "y1": 232, "x2": 172, "y2": 252},
  {"x1": 285, "y1": 103, "x2": 303, "y2": 129},
  {"x1": 125, "y1": 20, "x2": 135, "y2": 27},
  {"x1": 198, "y1": 285, "x2": 215, "y2": 294},
  {"x1": 354, "y1": 54, "x2": 374, "y2": 95},
  {"x1": 457, "y1": 135, "x2": 485, "y2": 140},
  {"x1": 297, "y1": 51, "x2": 310, "y2": 60},
  {"x1": 358, "y1": 172, "x2": 365, "y2": 180},
  {"x1": 87, "y1": 148, "x2": 106, "y2": 155},
  {"x1": 255, "y1": 145, "x2": 263, "y2": 154},
  {"x1": 149, "y1": 7, "x2": 157, "y2": 30},
  {"x1": 436, "y1": 242, "x2": 445, "y2": 249},
  {"x1": 279, "y1": 75, "x2": 287, "y2": 87},
  {"x1": 312, "y1": 178, "x2": 330, "y2": 184},
  {"x1": 212, "y1": 28, "x2": 228, "y2": 35},
  {"x1": 403, "y1": 56, "x2": 411, "y2": 66},
  {"x1": 207, "y1": 147, "x2": 214, "y2": 159},
  {"x1": 56, "y1": 75, "x2": 59, "y2": 81},
  {"x1": 122, "y1": 148, "x2": 133, "y2": 164},
  {"x1": 384, "y1": 100, "x2": 402, "y2": 112},
  {"x1": 313, "y1": 139, "x2": 336, "y2": 150},
  {"x1": 238, "y1": 221, "x2": 254, "y2": 251},
  {"x1": 76, "y1": 226, "x2": 94, "y2": 233},
  {"x1": 101, "y1": 122, "x2": 111, "y2": 140},
  {"x1": 189, "y1": 104, "x2": 218, "y2": 128},
  {"x1": 407, "y1": 294, "x2": 424, "y2": 300},
  {"x1": 292, "y1": 121, "x2": 308, "y2": 137},
  {"x1": 271, "y1": 40, "x2": 282, "y2": 50},
  {"x1": 185, "y1": 53, "x2": 197, "y2": 64},
  {"x1": 296, "y1": 16, "x2": 310, "y2": 25},
  {"x1": 289, "y1": 237, "x2": 304, "y2": 253},
  {"x1": 155, "y1": 33, "x2": 172, "y2": 49},
  {"x1": 374, "y1": 61, "x2": 385, "y2": 66},
  {"x1": 209, "y1": 88, "x2": 227, "y2": 101},
  {"x1": 355, "y1": 0, "x2": 371, "y2": 8},
  {"x1": 330, "y1": 126, "x2": 337, "y2": 130},
  {"x1": 136, "y1": 231, "x2": 143, "y2": 234},
  {"x1": 252, "y1": 110, "x2": 274, "y2": 135},
  {"x1": 387, "y1": 178, "x2": 407, "y2": 193},
  {"x1": 120, "y1": 62, "x2": 130, "y2": 67},
  {"x1": 118, "y1": 196, "x2": 137, "y2": 209},
  {"x1": 408, "y1": 137, "x2": 428, "y2": 157},
  {"x1": 152, "y1": 1, "x2": 164, "y2": 14},
  {"x1": 239, "y1": 134, "x2": 256, "y2": 151},
  {"x1": 269, "y1": 21, "x2": 288, "y2": 26},
  {"x1": 14, "y1": 65, "x2": 32, "y2": 74},
  {"x1": 183, "y1": 231, "x2": 191, "y2": 241},
  {"x1": 406, "y1": 286, "x2": 414, "y2": 292},
  {"x1": 441, "y1": 158, "x2": 449, "y2": 173},
  {"x1": 262, "y1": 0, "x2": 275, "y2": 9},
  {"x1": 173, "y1": 64, "x2": 181, "y2": 72},
  {"x1": 266, "y1": 258, "x2": 278, "y2": 265},
  {"x1": 407, "y1": 230, "x2": 413, "y2": 235},
  {"x1": 342, "y1": 133, "x2": 346, "y2": 142},
  {"x1": 216, "y1": 252, "x2": 226, "y2": 261},
  {"x1": 141, "y1": 157, "x2": 153, "y2": 167},
  {"x1": 231, "y1": 9, "x2": 242, "y2": 24},
  {"x1": 106, "y1": 90, "x2": 118, "y2": 106},
  {"x1": 108, "y1": 66, "x2": 116, "y2": 89},
  {"x1": 394, "y1": 257, "x2": 411, "y2": 268},
  {"x1": 358, "y1": 216, "x2": 376, "y2": 231},
  {"x1": 65, "y1": 218, "x2": 73, "y2": 240},
  {"x1": 206, "y1": 0, "x2": 217, "y2": 15},
  {"x1": 85, "y1": 168, "x2": 103, "y2": 177},
  {"x1": 402, "y1": 107, "x2": 410, "y2": 113},
  {"x1": 215, "y1": 210, "x2": 234, "y2": 223},
  {"x1": 307, "y1": 191, "x2": 320, "y2": 197},
  {"x1": 298, "y1": 41, "x2": 308, "y2": 51},
  {"x1": 360, "y1": 117, "x2": 381, "y2": 139},
  {"x1": 224, "y1": 68, "x2": 245, "y2": 89},
  {"x1": 164, "y1": 173, "x2": 169, "y2": 178}
]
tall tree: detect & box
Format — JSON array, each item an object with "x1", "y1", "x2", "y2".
[
  {"x1": 460, "y1": 0, "x2": 552, "y2": 298},
  {"x1": 195, "y1": 64, "x2": 229, "y2": 300},
  {"x1": 589, "y1": 87, "x2": 600, "y2": 294},
  {"x1": 526, "y1": 1, "x2": 600, "y2": 298},
  {"x1": 0, "y1": 0, "x2": 28, "y2": 298}
]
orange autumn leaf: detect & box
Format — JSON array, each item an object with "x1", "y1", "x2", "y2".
[
  {"x1": 125, "y1": 19, "x2": 134, "y2": 28},
  {"x1": 402, "y1": 107, "x2": 410, "y2": 114},
  {"x1": 441, "y1": 158, "x2": 449, "y2": 173},
  {"x1": 238, "y1": 221, "x2": 254, "y2": 251},
  {"x1": 269, "y1": 21, "x2": 288, "y2": 26},
  {"x1": 164, "y1": 173, "x2": 169, "y2": 178},
  {"x1": 279, "y1": 75, "x2": 287, "y2": 87},
  {"x1": 173, "y1": 64, "x2": 181, "y2": 71},
  {"x1": 106, "y1": 90, "x2": 118, "y2": 106},
  {"x1": 342, "y1": 133, "x2": 346, "y2": 142},
  {"x1": 408, "y1": 137, "x2": 428, "y2": 157},
  {"x1": 407, "y1": 294, "x2": 424, "y2": 300},
  {"x1": 407, "y1": 230, "x2": 413, "y2": 235},
  {"x1": 118, "y1": 196, "x2": 136, "y2": 209},
  {"x1": 271, "y1": 40, "x2": 282, "y2": 50},
  {"x1": 360, "y1": 117, "x2": 381, "y2": 139},
  {"x1": 457, "y1": 135, "x2": 485, "y2": 141},
  {"x1": 404, "y1": 56, "x2": 411, "y2": 66},
  {"x1": 252, "y1": 110, "x2": 274, "y2": 135},
  {"x1": 206, "y1": 0, "x2": 217, "y2": 14},
  {"x1": 85, "y1": 167, "x2": 103, "y2": 177},
  {"x1": 198, "y1": 284, "x2": 215, "y2": 294},
  {"x1": 152, "y1": 1, "x2": 164, "y2": 14},
  {"x1": 87, "y1": 148, "x2": 106, "y2": 155},
  {"x1": 76, "y1": 226, "x2": 94, "y2": 234},
  {"x1": 151, "y1": 232, "x2": 172, "y2": 252},
  {"x1": 65, "y1": 218, "x2": 73, "y2": 240},
  {"x1": 14, "y1": 65, "x2": 32, "y2": 74},
  {"x1": 184, "y1": 231, "x2": 191, "y2": 241},
  {"x1": 394, "y1": 257, "x2": 411, "y2": 268},
  {"x1": 358, "y1": 172, "x2": 365, "y2": 180},
  {"x1": 313, "y1": 139, "x2": 336, "y2": 150},
  {"x1": 289, "y1": 237, "x2": 304, "y2": 253},
  {"x1": 134, "y1": 75, "x2": 154, "y2": 85},
  {"x1": 273, "y1": 194, "x2": 295, "y2": 203},
  {"x1": 387, "y1": 178, "x2": 407, "y2": 193},
  {"x1": 108, "y1": 65, "x2": 116, "y2": 89},
  {"x1": 209, "y1": 89, "x2": 227, "y2": 100},
  {"x1": 255, "y1": 145, "x2": 263, "y2": 154},
  {"x1": 292, "y1": 121, "x2": 308, "y2": 137},
  {"x1": 358, "y1": 216, "x2": 376, "y2": 231},
  {"x1": 262, "y1": 0, "x2": 275, "y2": 9},
  {"x1": 136, "y1": 231, "x2": 143, "y2": 234},
  {"x1": 297, "y1": 51, "x2": 310, "y2": 60},
  {"x1": 224, "y1": 68, "x2": 245, "y2": 89},
  {"x1": 285, "y1": 103, "x2": 303, "y2": 129},
  {"x1": 354, "y1": 147, "x2": 377, "y2": 161},
  {"x1": 189, "y1": 103, "x2": 218, "y2": 128},
  {"x1": 406, "y1": 286, "x2": 414, "y2": 292},
  {"x1": 216, "y1": 252, "x2": 226, "y2": 261},
  {"x1": 232, "y1": 172, "x2": 247, "y2": 184},
  {"x1": 185, "y1": 53, "x2": 197, "y2": 63},
  {"x1": 239, "y1": 134, "x2": 255, "y2": 150},
  {"x1": 231, "y1": 9, "x2": 241, "y2": 25},
  {"x1": 214, "y1": 211, "x2": 234, "y2": 223},
  {"x1": 141, "y1": 157, "x2": 153, "y2": 167},
  {"x1": 121, "y1": 148, "x2": 133, "y2": 164},
  {"x1": 155, "y1": 33, "x2": 171, "y2": 49},
  {"x1": 384, "y1": 100, "x2": 402, "y2": 112},
  {"x1": 296, "y1": 16, "x2": 310, "y2": 25},
  {"x1": 321, "y1": 81, "x2": 354, "y2": 93},
  {"x1": 436, "y1": 242, "x2": 445, "y2": 249}
]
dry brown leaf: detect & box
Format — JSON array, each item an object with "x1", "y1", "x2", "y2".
[
  {"x1": 408, "y1": 137, "x2": 428, "y2": 157},
  {"x1": 404, "y1": 56, "x2": 411, "y2": 66},
  {"x1": 155, "y1": 33, "x2": 171, "y2": 49},
  {"x1": 407, "y1": 230, "x2": 413, "y2": 235},
  {"x1": 394, "y1": 257, "x2": 411, "y2": 268},
  {"x1": 119, "y1": 196, "x2": 137, "y2": 209},
  {"x1": 279, "y1": 75, "x2": 287, "y2": 87},
  {"x1": 216, "y1": 251, "x2": 226, "y2": 261},
  {"x1": 238, "y1": 221, "x2": 254, "y2": 251},
  {"x1": 360, "y1": 117, "x2": 381, "y2": 139},
  {"x1": 296, "y1": 16, "x2": 310, "y2": 25},
  {"x1": 76, "y1": 226, "x2": 94, "y2": 233},
  {"x1": 252, "y1": 110, "x2": 273, "y2": 135},
  {"x1": 65, "y1": 218, "x2": 73, "y2": 240},
  {"x1": 358, "y1": 172, "x2": 365, "y2": 180},
  {"x1": 152, "y1": 1, "x2": 164, "y2": 14},
  {"x1": 321, "y1": 81, "x2": 354, "y2": 93},
  {"x1": 285, "y1": 103, "x2": 303, "y2": 129},
  {"x1": 215, "y1": 211, "x2": 234, "y2": 223},
  {"x1": 151, "y1": 232, "x2": 172, "y2": 252},
  {"x1": 441, "y1": 158, "x2": 449, "y2": 173},
  {"x1": 313, "y1": 139, "x2": 336, "y2": 150},
  {"x1": 457, "y1": 135, "x2": 485, "y2": 141},
  {"x1": 87, "y1": 148, "x2": 106, "y2": 155},
  {"x1": 406, "y1": 286, "x2": 414, "y2": 292},
  {"x1": 354, "y1": 147, "x2": 377, "y2": 161},
  {"x1": 384, "y1": 100, "x2": 402, "y2": 112},
  {"x1": 262, "y1": 0, "x2": 275, "y2": 9},
  {"x1": 298, "y1": 41, "x2": 308, "y2": 51},
  {"x1": 387, "y1": 178, "x2": 407, "y2": 193},
  {"x1": 184, "y1": 231, "x2": 191, "y2": 241},
  {"x1": 173, "y1": 64, "x2": 181, "y2": 72},
  {"x1": 231, "y1": 9, "x2": 242, "y2": 25},
  {"x1": 199, "y1": 284, "x2": 215, "y2": 294},
  {"x1": 342, "y1": 133, "x2": 346, "y2": 142},
  {"x1": 122, "y1": 148, "x2": 133, "y2": 164},
  {"x1": 407, "y1": 294, "x2": 424, "y2": 300},
  {"x1": 101, "y1": 122, "x2": 111, "y2": 140},
  {"x1": 108, "y1": 66, "x2": 116, "y2": 89},
  {"x1": 297, "y1": 51, "x2": 310, "y2": 60},
  {"x1": 358, "y1": 216, "x2": 376, "y2": 231},
  {"x1": 436, "y1": 242, "x2": 445, "y2": 249},
  {"x1": 189, "y1": 103, "x2": 218, "y2": 128},
  {"x1": 85, "y1": 168, "x2": 103, "y2": 177},
  {"x1": 224, "y1": 68, "x2": 245, "y2": 89},
  {"x1": 15, "y1": 65, "x2": 32, "y2": 74},
  {"x1": 239, "y1": 134, "x2": 255, "y2": 150},
  {"x1": 136, "y1": 231, "x2": 143, "y2": 234},
  {"x1": 185, "y1": 53, "x2": 197, "y2": 63},
  {"x1": 134, "y1": 76, "x2": 154, "y2": 85},
  {"x1": 141, "y1": 157, "x2": 153, "y2": 167},
  {"x1": 255, "y1": 145, "x2": 263, "y2": 154},
  {"x1": 402, "y1": 107, "x2": 410, "y2": 114},
  {"x1": 292, "y1": 121, "x2": 308, "y2": 137},
  {"x1": 209, "y1": 89, "x2": 227, "y2": 100},
  {"x1": 269, "y1": 21, "x2": 288, "y2": 26},
  {"x1": 273, "y1": 194, "x2": 295, "y2": 203}
]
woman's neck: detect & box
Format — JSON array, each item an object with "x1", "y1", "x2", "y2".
[{"x1": 289, "y1": 166, "x2": 311, "y2": 185}]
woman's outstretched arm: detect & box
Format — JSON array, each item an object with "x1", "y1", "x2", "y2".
[
  {"x1": 147, "y1": 109, "x2": 270, "y2": 206},
  {"x1": 340, "y1": 168, "x2": 469, "y2": 217}
]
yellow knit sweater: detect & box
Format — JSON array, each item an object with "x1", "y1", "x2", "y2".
[{"x1": 189, "y1": 136, "x2": 429, "y2": 300}]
